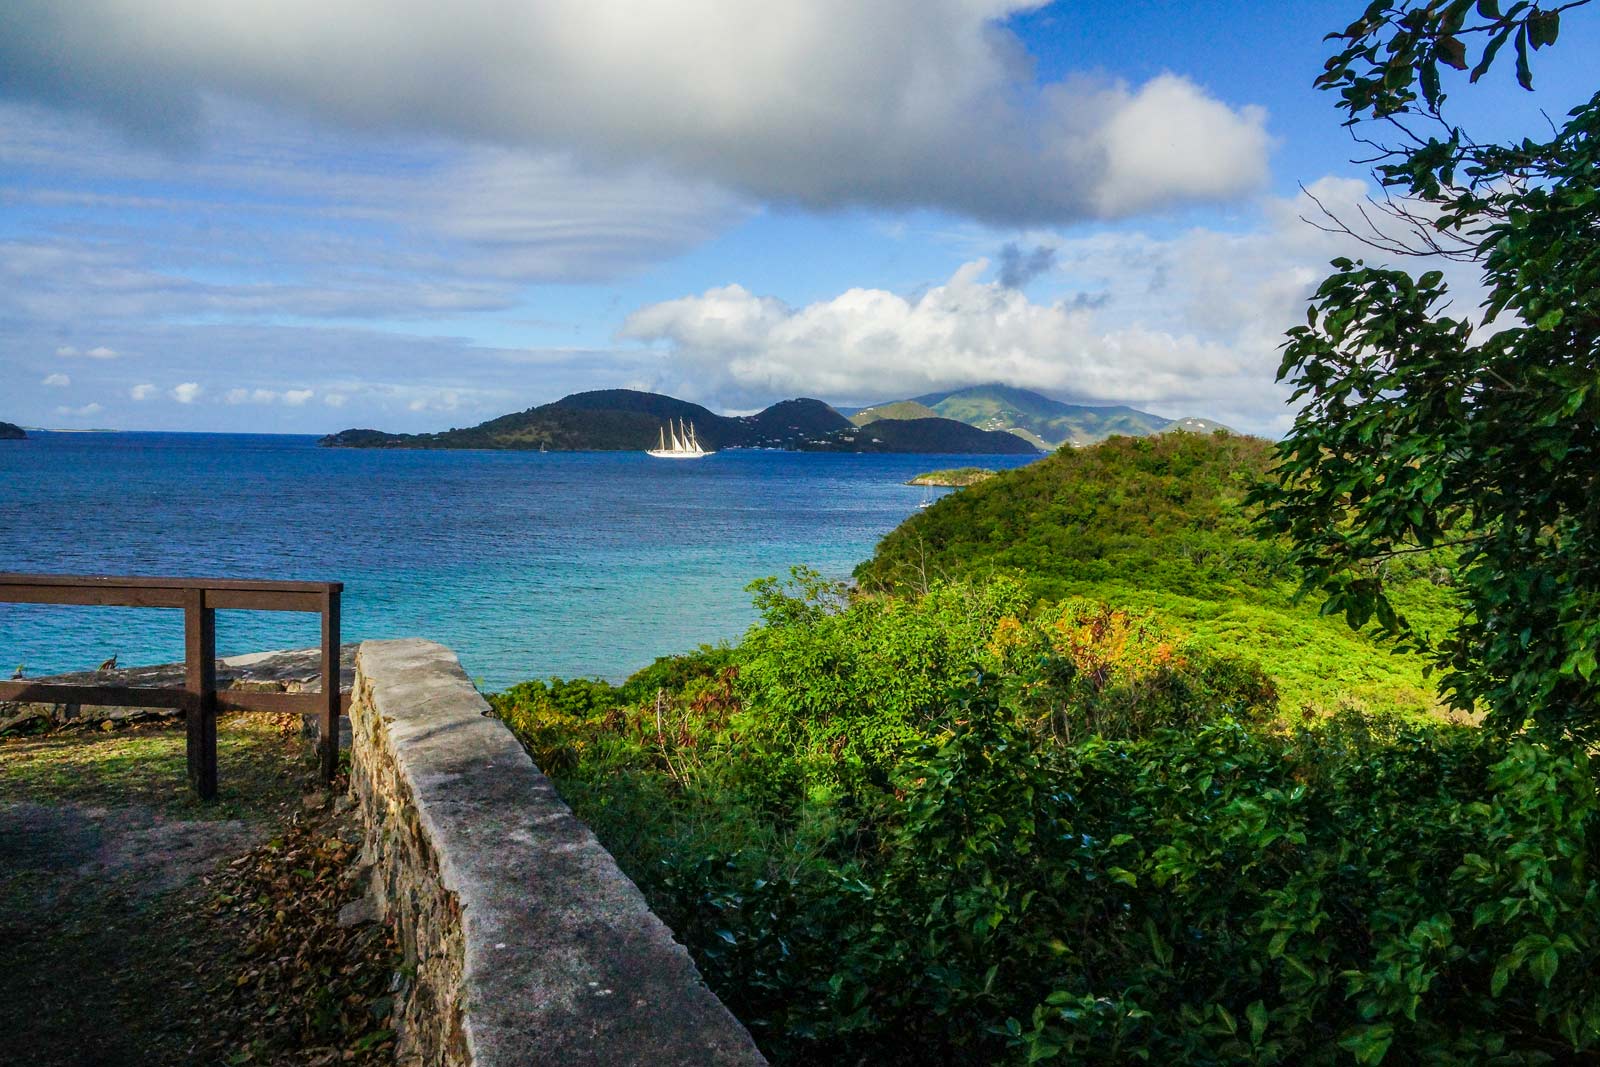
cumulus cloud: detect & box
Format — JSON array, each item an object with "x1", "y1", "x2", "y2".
[
  {"x1": 54, "y1": 344, "x2": 117, "y2": 358},
  {"x1": 41, "y1": 372, "x2": 69, "y2": 386},
  {"x1": 323, "y1": 393, "x2": 347, "y2": 408},
  {"x1": 54, "y1": 402, "x2": 103, "y2": 418},
  {"x1": 0, "y1": 1, "x2": 1270, "y2": 223},
  {"x1": 282, "y1": 389, "x2": 313, "y2": 406},
  {"x1": 129, "y1": 383, "x2": 156, "y2": 399},
  {"x1": 622, "y1": 262, "x2": 1264, "y2": 417},
  {"x1": 621, "y1": 177, "x2": 1490, "y2": 434},
  {"x1": 171, "y1": 382, "x2": 203, "y2": 404}
]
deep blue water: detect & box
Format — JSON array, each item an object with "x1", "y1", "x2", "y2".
[{"x1": 0, "y1": 433, "x2": 1037, "y2": 689}]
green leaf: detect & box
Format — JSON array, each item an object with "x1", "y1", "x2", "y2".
[{"x1": 1247, "y1": 1000, "x2": 1269, "y2": 1045}]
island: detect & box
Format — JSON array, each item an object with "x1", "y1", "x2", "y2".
[
  {"x1": 906, "y1": 466, "x2": 995, "y2": 487},
  {"x1": 322, "y1": 389, "x2": 1041, "y2": 455},
  {"x1": 0, "y1": 421, "x2": 26, "y2": 440}
]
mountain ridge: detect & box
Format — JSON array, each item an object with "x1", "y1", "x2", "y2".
[
  {"x1": 320, "y1": 390, "x2": 1038, "y2": 455},
  {"x1": 853, "y1": 383, "x2": 1230, "y2": 447}
]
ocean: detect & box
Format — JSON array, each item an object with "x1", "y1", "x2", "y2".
[{"x1": 0, "y1": 432, "x2": 1037, "y2": 690}]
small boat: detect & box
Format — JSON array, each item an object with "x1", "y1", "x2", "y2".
[
  {"x1": 648, "y1": 418, "x2": 714, "y2": 459},
  {"x1": 918, "y1": 485, "x2": 933, "y2": 509}
]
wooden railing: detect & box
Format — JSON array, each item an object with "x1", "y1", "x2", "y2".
[{"x1": 0, "y1": 573, "x2": 346, "y2": 799}]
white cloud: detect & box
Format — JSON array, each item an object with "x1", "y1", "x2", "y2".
[
  {"x1": 171, "y1": 382, "x2": 203, "y2": 403},
  {"x1": 1086, "y1": 75, "x2": 1270, "y2": 217},
  {"x1": 282, "y1": 388, "x2": 313, "y2": 406},
  {"x1": 129, "y1": 383, "x2": 156, "y2": 399},
  {"x1": 0, "y1": 2, "x2": 1270, "y2": 223},
  {"x1": 621, "y1": 177, "x2": 1491, "y2": 435},
  {"x1": 54, "y1": 402, "x2": 102, "y2": 418},
  {"x1": 323, "y1": 393, "x2": 347, "y2": 408},
  {"x1": 41, "y1": 372, "x2": 70, "y2": 386},
  {"x1": 54, "y1": 343, "x2": 117, "y2": 358}
]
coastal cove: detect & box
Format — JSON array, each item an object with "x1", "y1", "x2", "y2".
[{"x1": 0, "y1": 432, "x2": 1039, "y2": 689}]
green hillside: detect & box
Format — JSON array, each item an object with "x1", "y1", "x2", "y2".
[
  {"x1": 1157, "y1": 416, "x2": 1235, "y2": 435},
  {"x1": 808, "y1": 416, "x2": 1040, "y2": 454},
  {"x1": 905, "y1": 384, "x2": 1174, "y2": 446},
  {"x1": 0, "y1": 421, "x2": 25, "y2": 441},
  {"x1": 857, "y1": 431, "x2": 1456, "y2": 714},
  {"x1": 322, "y1": 390, "x2": 851, "y2": 451},
  {"x1": 848, "y1": 400, "x2": 940, "y2": 426}
]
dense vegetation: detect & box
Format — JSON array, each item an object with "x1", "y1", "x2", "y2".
[
  {"x1": 487, "y1": 5, "x2": 1600, "y2": 1062},
  {"x1": 493, "y1": 570, "x2": 1600, "y2": 1064},
  {"x1": 861, "y1": 431, "x2": 1453, "y2": 714},
  {"x1": 1256, "y1": 0, "x2": 1600, "y2": 745},
  {"x1": 0, "y1": 421, "x2": 25, "y2": 440},
  {"x1": 908, "y1": 467, "x2": 995, "y2": 487}
]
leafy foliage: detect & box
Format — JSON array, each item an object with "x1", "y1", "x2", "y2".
[
  {"x1": 858, "y1": 430, "x2": 1453, "y2": 713},
  {"x1": 492, "y1": 612, "x2": 1600, "y2": 1064},
  {"x1": 1256, "y1": 0, "x2": 1600, "y2": 741}
]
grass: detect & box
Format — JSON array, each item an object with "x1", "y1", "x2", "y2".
[
  {"x1": 0, "y1": 712, "x2": 313, "y2": 819},
  {"x1": 0, "y1": 714, "x2": 394, "y2": 1067}
]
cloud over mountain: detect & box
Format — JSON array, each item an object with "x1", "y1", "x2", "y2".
[
  {"x1": 0, "y1": 1, "x2": 1269, "y2": 223},
  {"x1": 621, "y1": 178, "x2": 1490, "y2": 435}
]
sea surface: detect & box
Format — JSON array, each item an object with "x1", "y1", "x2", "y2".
[{"x1": 0, "y1": 432, "x2": 1038, "y2": 690}]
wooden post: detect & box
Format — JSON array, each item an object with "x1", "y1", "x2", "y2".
[
  {"x1": 184, "y1": 587, "x2": 218, "y2": 799},
  {"x1": 320, "y1": 586, "x2": 341, "y2": 784}
]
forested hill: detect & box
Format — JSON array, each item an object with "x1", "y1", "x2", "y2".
[
  {"x1": 859, "y1": 430, "x2": 1277, "y2": 598},
  {"x1": 858, "y1": 430, "x2": 1457, "y2": 712},
  {"x1": 321, "y1": 389, "x2": 1040, "y2": 454},
  {"x1": 0, "y1": 421, "x2": 25, "y2": 440},
  {"x1": 850, "y1": 383, "x2": 1227, "y2": 447}
]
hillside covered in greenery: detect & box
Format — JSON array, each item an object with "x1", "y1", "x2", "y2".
[
  {"x1": 320, "y1": 388, "x2": 1038, "y2": 454},
  {"x1": 0, "y1": 421, "x2": 25, "y2": 440},
  {"x1": 859, "y1": 431, "x2": 1453, "y2": 714},
  {"x1": 482, "y1": 423, "x2": 1598, "y2": 1064}
]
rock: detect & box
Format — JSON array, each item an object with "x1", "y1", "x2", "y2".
[
  {"x1": 302, "y1": 791, "x2": 329, "y2": 811},
  {"x1": 338, "y1": 895, "x2": 379, "y2": 928}
]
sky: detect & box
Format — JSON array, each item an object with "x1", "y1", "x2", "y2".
[{"x1": 2, "y1": 1, "x2": 1595, "y2": 437}]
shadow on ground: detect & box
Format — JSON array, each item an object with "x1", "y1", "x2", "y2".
[{"x1": 0, "y1": 714, "x2": 365, "y2": 1066}]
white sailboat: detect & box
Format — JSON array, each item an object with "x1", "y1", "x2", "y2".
[{"x1": 647, "y1": 418, "x2": 714, "y2": 459}]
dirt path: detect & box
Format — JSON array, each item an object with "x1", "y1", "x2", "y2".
[{"x1": 0, "y1": 715, "x2": 394, "y2": 1066}]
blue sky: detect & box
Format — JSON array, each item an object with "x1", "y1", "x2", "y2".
[{"x1": 2, "y1": 1, "x2": 1594, "y2": 435}]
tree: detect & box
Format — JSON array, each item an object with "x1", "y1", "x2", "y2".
[{"x1": 1254, "y1": 0, "x2": 1600, "y2": 741}]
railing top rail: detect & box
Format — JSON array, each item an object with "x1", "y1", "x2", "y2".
[{"x1": 0, "y1": 573, "x2": 342, "y2": 594}]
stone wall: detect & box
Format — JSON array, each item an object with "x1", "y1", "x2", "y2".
[{"x1": 348, "y1": 638, "x2": 765, "y2": 1067}]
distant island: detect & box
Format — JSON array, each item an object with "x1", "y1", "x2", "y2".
[
  {"x1": 907, "y1": 467, "x2": 994, "y2": 487},
  {"x1": 322, "y1": 389, "x2": 1040, "y2": 455},
  {"x1": 323, "y1": 384, "x2": 1231, "y2": 456},
  {"x1": 847, "y1": 384, "x2": 1231, "y2": 448},
  {"x1": 0, "y1": 421, "x2": 26, "y2": 440}
]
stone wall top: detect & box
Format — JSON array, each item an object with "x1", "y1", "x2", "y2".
[{"x1": 355, "y1": 638, "x2": 765, "y2": 1066}]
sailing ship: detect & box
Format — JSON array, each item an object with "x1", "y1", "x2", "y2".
[{"x1": 647, "y1": 418, "x2": 714, "y2": 459}]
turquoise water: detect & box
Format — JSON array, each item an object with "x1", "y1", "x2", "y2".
[{"x1": 0, "y1": 433, "x2": 1037, "y2": 689}]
